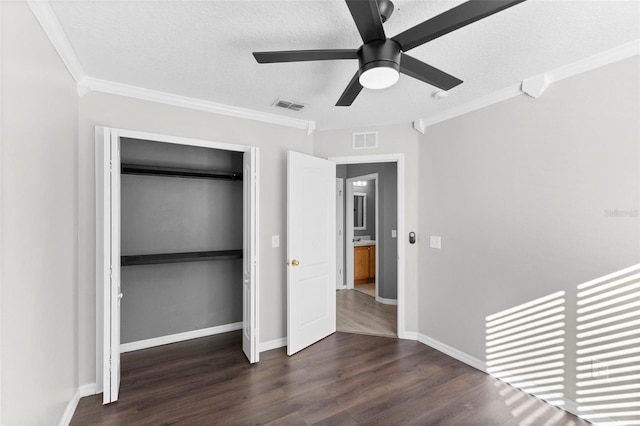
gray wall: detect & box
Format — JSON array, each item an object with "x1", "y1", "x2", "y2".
[
  {"x1": 418, "y1": 55, "x2": 639, "y2": 413},
  {"x1": 78, "y1": 90, "x2": 314, "y2": 386},
  {"x1": 120, "y1": 139, "x2": 243, "y2": 343},
  {"x1": 1, "y1": 1, "x2": 79, "y2": 423},
  {"x1": 346, "y1": 164, "x2": 398, "y2": 300}
]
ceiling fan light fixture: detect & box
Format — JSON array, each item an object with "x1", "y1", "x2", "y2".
[
  {"x1": 253, "y1": 0, "x2": 527, "y2": 106},
  {"x1": 359, "y1": 62, "x2": 400, "y2": 90}
]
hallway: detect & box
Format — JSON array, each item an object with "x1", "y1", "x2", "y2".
[{"x1": 336, "y1": 289, "x2": 397, "y2": 337}]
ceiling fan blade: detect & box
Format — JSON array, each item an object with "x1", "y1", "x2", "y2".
[
  {"x1": 399, "y1": 54, "x2": 463, "y2": 91},
  {"x1": 336, "y1": 71, "x2": 363, "y2": 106},
  {"x1": 392, "y1": 0, "x2": 527, "y2": 52},
  {"x1": 345, "y1": 0, "x2": 386, "y2": 44},
  {"x1": 253, "y1": 49, "x2": 359, "y2": 63}
]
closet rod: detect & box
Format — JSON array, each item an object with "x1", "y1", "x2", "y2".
[
  {"x1": 121, "y1": 163, "x2": 242, "y2": 181},
  {"x1": 121, "y1": 249, "x2": 243, "y2": 266}
]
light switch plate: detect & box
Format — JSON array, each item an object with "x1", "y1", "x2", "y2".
[
  {"x1": 391, "y1": 230, "x2": 397, "y2": 238},
  {"x1": 272, "y1": 235, "x2": 280, "y2": 248},
  {"x1": 430, "y1": 236, "x2": 441, "y2": 249}
]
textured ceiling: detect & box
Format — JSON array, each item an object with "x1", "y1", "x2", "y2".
[{"x1": 48, "y1": 0, "x2": 640, "y2": 131}]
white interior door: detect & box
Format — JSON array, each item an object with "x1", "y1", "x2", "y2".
[
  {"x1": 287, "y1": 151, "x2": 336, "y2": 355},
  {"x1": 97, "y1": 128, "x2": 121, "y2": 404},
  {"x1": 242, "y1": 148, "x2": 258, "y2": 363}
]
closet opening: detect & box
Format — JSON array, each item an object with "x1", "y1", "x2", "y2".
[
  {"x1": 96, "y1": 127, "x2": 258, "y2": 404},
  {"x1": 120, "y1": 137, "x2": 244, "y2": 350}
]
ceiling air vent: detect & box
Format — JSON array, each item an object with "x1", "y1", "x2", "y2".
[
  {"x1": 353, "y1": 132, "x2": 378, "y2": 150},
  {"x1": 272, "y1": 98, "x2": 305, "y2": 112}
]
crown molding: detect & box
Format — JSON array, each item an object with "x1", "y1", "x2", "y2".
[
  {"x1": 521, "y1": 73, "x2": 549, "y2": 98},
  {"x1": 26, "y1": 0, "x2": 639, "y2": 135},
  {"x1": 79, "y1": 77, "x2": 314, "y2": 131},
  {"x1": 412, "y1": 118, "x2": 427, "y2": 134},
  {"x1": 421, "y1": 84, "x2": 522, "y2": 128},
  {"x1": 26, "y1": 0, "x2": 87, "y2": 84},
  {"x1": 27, "y1": 1, "x2": 314, "y2": 133},
  {"x1": 547, "y1": 39, "x2": 640, "y2": 83},
  {"x1": 420, "y1": 40, "x2": 640, "y2": 129}
]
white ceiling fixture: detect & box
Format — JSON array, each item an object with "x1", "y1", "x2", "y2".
[
  {"x1": 360, "y1": 66, "x2": 400, "y2": 90},
  {"x1": 36, "y1": 0, "x2": 640, "y2": 131},
  {"x1": 432, "y1": 90, "x2": 448, "y2": 100}
]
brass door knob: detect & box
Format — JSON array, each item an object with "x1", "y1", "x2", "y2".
[{"x1": 291, "y1": 259, "x2": 300, "y2": 266}]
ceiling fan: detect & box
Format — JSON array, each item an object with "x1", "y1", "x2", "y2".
[{"x1": 253, "y1": 0, "x2": 526, "y2": 106}]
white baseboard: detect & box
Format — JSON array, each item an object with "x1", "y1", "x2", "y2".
[
  {"x1": 399, "y1": 331, "x2": 418, "y2": 340},
  {"x1": 560, "y1": 397, "x2": 617, "y2": 425},
  {"x1": 78, "y1": 383, "x2": 98, "y2": 397},
  {"x1": 415, "y1": 333, "x2": 608, "y2": 424},
  {"x1": 259, "y1": 337, "x2": 287, "y2": 352},
  {"x1": 58, "y1": 390, "x2": 80, "y2": 426},
  {"x1": 376, "y1": 296, "x2": 397, "y2": 305},
  {"x1": 58, "y1": 383, "x2": 97, "y2": 426},
  {"x1": 120, "y1": 322, "x2": 243, "y2": 353},
  {"x1": 417, "y1": 333, "x2": 486, "y2": 372}
]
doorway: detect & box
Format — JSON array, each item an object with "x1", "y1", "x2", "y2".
[
  {"x1": 96, "y1": 127, "x2": 259, "y2": 404},
  {"x1": 331, "y1": 155, "x2": 404, "y2": 338}
]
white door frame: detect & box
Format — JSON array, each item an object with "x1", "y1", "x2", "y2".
[
  {"x1": 95, "y1": 127, "x2": 260, "y2": 395},
  {"x1": 346, "y1": 173, "x2": 378, "y2": 294},
  {"x1": 329, "y1": 154, "x2": 406, "y2": 339},
  {"x1": 336, "y1": 178, "x2": 344, "y2": 290}
]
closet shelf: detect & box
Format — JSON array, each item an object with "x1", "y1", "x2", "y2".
[
  {"x1": 121, "y1": 249, "x2": 243, "y2": 266},
  {"x1": 121, "y1": 163, "x2": 242, "y2": 181}
]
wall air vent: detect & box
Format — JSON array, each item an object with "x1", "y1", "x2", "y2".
[
  {"x1": 352, "y1": 132, "x2": 378, "y2": 150},
  {"x1": 272, "y1": 98, "x2": 305, "y2": 112}
]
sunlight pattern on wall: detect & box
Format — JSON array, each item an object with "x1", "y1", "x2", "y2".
[
  {"x1": 486, "y1": 291, "x2": 566, "y2": 407},
  {"x1": 576, "y1": 264, "x2": 640, "y2": 426},
  {"x1": 493, "y1": 379, "x2": 577, "y2": 426}
]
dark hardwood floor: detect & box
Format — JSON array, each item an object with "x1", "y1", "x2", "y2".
[{"x1": 72, "y1": 331, "x2": 589, "y2": 425}]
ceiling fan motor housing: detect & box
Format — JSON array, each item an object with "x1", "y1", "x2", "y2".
[
  {"x1": 253, "y1": 0, "x2": 527, "y2": 105},
  {"x1": 358, "y1": 39, "x2": 401, "y2": 76}
]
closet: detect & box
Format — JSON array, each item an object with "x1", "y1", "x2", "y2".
[{"x1": 119, "y1": 137, "x2": 244, "y2": 348}]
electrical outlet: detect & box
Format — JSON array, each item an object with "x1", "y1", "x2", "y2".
[{"x1": 591, "y1": 358, "x2": 609, "y2": 379}]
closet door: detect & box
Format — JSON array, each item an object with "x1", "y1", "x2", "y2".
[
  {"x1": 96, "y1": 127, "x2": 122, "y2": 404},
  {"x1": 242, "y1": 148, "x2": 258, "y2": 363}
]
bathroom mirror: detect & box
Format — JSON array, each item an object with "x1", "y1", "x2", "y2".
[{"x1": 354, "y1": 192, "x2": 366, "y2": 230}]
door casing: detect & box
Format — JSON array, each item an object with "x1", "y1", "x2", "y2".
[{"x1": 329, "y1": 154, "x2": 406, "y2": 338}]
